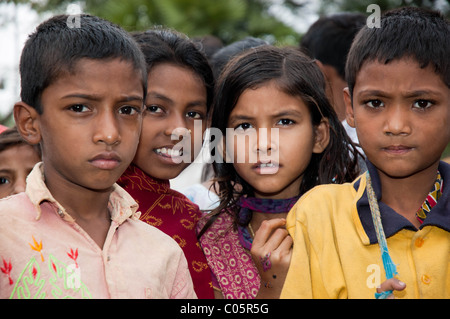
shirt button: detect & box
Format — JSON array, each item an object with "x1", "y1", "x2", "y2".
[
  {"x1": 415, "y1": 237, "x2": 424, "y2": 248},
  {"x1": 421, "y1": 274, "x2": 431, "y2": 285}
]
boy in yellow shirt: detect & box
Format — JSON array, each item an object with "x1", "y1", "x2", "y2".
[{"x1": 281, "y1": 7, "x2": 449, "y2": 299}]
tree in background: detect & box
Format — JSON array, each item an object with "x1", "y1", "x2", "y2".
[
  {"x1": 6, "y1": 0, "x2": 302, "y2": 45},
  {"x1": 319, "y1": 0, "x2": 449, "y2": 17}
]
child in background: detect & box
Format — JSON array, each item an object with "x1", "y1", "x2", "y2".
[
  {"x1": 0, "y1": 14, "x2": 195, "y2": 299},
  {"x1": 300, "y1": 13, "x2": 366, "y2": 162},
  {"x1": 117, "y1": 28, "x2": 215, "y2": 298},
  {"x1": 0, "y1": 127, "x2": 41, "y2": 198},
  {"x1": 197, "y1": 45, "x2": 361, "y2": 299},
  {"x1": 282, "y1": 7, "x2": 450, "y2": 299}
]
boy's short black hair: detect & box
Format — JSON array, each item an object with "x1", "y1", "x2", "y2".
[
  {"x1": 346, "y1": 7, "x2": 450, "y2": 97},
  {"x1": 131, "y1": 28, "x2": 214, "y2": 113},
  {"x1": 300, "y1": 12, "x2": 366, "y2": 80},
  {"x1": 19, "y1": 14, "x2": 147, "y2": 113}
]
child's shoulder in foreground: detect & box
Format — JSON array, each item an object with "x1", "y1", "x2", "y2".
[{"x1": 0, "y1": 165, "x2": 194, "y2": 299}]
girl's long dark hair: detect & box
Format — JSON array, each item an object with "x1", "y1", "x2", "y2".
[{"x1": 198, "y1": 45, "x2": 362, "y2": 238}]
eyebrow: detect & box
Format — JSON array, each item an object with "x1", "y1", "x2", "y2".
[
  {"x1": 402, "y1": 90, "x2": 443, "y2": 99},
  {"x1": 357, "y1": 89, "x2": 442, "y2": 99},
  {"x1": 147, "y1": 92, "x2": 206, "y2": 108},
  {"x1": 229, "y1": 109, "x2": 303, "y2": 123},
  {"x1": 62, "y1": 93, "x2": 144, "y2": 103},
  {"x1": 273, "y1": 109, "x2": 303, "y2": 118},
  {"x1": 147, "y1": 92, "x2": 172, "y2": 103}
]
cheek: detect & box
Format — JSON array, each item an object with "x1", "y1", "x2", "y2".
[
  {"x1": 233, "y1": 162, "x2": 251, "y2": 182},
  {"x1": 139, "y1": 122, "x2": 160, "y2": 147}
]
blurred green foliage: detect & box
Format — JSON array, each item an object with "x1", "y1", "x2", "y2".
[{"x1": 8, "y1": 0, "x2": 303, "y2": 45}]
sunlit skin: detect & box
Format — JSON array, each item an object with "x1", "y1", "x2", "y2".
[
  {"x1": 0, "y1": 144, "x2": 41, "y2": 198},
  {"x1": 14, "y1": 58, "x2": 145, "y2": 248},
  {"x1": 226, "y1": 81, "x2": 329, "y2": 299},
  {"x1": 345, "y1": 58, "x2": 450, "y2": 226},
  {"x1": 344, "y1": 58, "x2": 450, "y2": 297},
  {"x1": 133, "y1": 63, "x2": 208, "y2": 180},
  {"x1": 228, "y1": 81, "x2": 328, "y2": 200}
]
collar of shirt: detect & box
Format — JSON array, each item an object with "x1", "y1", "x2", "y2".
[
  {"x1": 25, "y1": 162, "x2": 140, "y2": 225},
  {"x1": 354, "y1": 160, "x2": 450, "y2": 245}
]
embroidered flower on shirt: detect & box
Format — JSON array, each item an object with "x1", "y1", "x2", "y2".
[
  {"x1": 67, "y1": 248, "x2": 79, "y2": 267},
  {"x1": 1, "y1": 257, "x2": 13, "y2": 285},
  {"x1": 29, "y1": 236, "x2": 44, "y2": 262}
]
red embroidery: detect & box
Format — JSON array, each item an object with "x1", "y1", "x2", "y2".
[
  {"x1": 67, "y1": 248, "x2": 79, "y2": 267},
  {"x1": 1, "y1": 257, "x2": 13, "y2": 285},
  {"x1": 32, "y1": 265, "x2": 38, "y2": 279}
]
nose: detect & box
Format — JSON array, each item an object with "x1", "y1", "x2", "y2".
[
  {"x1": 384, "y1": 105, "x2": 411, "y2": 136},
  {"x1": 93, "y1": 109, "x2": 121, "y2": 146},
  {"x1": 254, "y1": 128, "x2": 278, "y2": 154},
  {"x1": 164, "y1": 112, "x2": 188, "y2": 141}
]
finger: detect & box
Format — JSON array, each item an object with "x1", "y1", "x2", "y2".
[
  {"x1": 251, "y1": 218, "x2": 286, "y2": 249},
  {"x1": 275, "y1": 233, "x2": 293, "y2": 253},
  {"x1": 377, "y1": 278, "x2": 406, "y2": 293},
  {"x1": 254, "y1": 227, "x2": 289, "y2": 254}
]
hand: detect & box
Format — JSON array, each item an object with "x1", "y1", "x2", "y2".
[
  {"x1": 376, "y1": 278, "x2": 406, "y2": 299},
  {"x1": 250, "y1": 218, "x2": 293, "y2": 299}
]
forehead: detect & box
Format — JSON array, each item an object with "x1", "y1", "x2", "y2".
[
  {"x1": 0, "y1": 144, "x2": 40, "y2": 166},
  {"x1": 41, "y1": 58, "x2": 145, "y2": 105},
  {"x1": 146, "y1": 63, "x2": 207, "y2": 103},
  {"x1": 354, "y1": 58, "x2": 448, "y2": 95},
  {"x1": 230, "y1": 82, "x2": 308, "y2": 118},
  {"x1": 147, "y1": 63, "x2": 205, "y2": 91}
]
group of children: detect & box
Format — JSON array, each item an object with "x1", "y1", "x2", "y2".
[{"x1": 0, "y1": 6, "x2": 448, "y2": 299}]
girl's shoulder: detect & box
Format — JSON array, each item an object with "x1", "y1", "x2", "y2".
[
  {"x1": 198, "y1": 209, "x2": 235, "y2": 232},
  {"x1": 197, "y1": 208, "x2": 238, "y2": 244}
]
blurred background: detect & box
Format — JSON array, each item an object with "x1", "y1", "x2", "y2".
[{"x1": 0, "y1": 0, "x2": 449, "y2": 161}]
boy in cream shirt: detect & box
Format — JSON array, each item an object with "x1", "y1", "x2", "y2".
[{"x1": 0, "y1": 14, "x2": 195, "y2": 299}]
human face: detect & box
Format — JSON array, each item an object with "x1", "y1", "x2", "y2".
[
  {"x1": 19, "y1": 58, "x2": 144, "y2": 193},
  {"x1": 0, "y1": 144, "x2": 41, "y2": 198},
  {"x1": 133, "y1": 63, "x2": 207, "y2": 180},
  {"x1": 227, "y1": 81, "x2": 329, "y2": 199},
  {"x1": 345, "y1": 58, "x2": 450, "y2": 179}
]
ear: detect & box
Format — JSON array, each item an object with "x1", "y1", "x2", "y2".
[
  {"x1": 13, "y1": 101, "x2": 42, "y2": 145},
  {"x1": 312, "y1": 118, "x2": 330, "y2": 154},
  {"x1": 343, "y1": 87, "x2": 355, "y2": 128}
]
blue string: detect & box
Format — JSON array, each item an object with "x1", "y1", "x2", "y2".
[{"x1": 365, "y1": 172, "x2": 398, "y2": 298}]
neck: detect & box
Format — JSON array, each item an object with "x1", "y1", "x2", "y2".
[
  {"x1": 43, "y1": 168, "x2": 113, "y2": 249},
  {"x1": 46, "y1": 176, "x2": 112, "y2": 221},
  {"x1": 250, "y1": 211, "x2": 288, "y2": 234},
  {"x1": 243, "y1": 195, "x2": 298, "y2": 234},
  {"x1": 377, "y1": 162, "x2": 440, "y2": 229}
]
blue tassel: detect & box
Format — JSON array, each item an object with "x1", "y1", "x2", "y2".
[{"x1": 381, "y1": 251, "x2": 397, "y2": 279}]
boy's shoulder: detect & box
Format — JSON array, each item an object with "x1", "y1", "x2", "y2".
[
  {"x1": 298, "y1": 175, "x2": 364, "y2": 207},
  {"x1": 0, "y1": 192, "x2": 36, "y2": 220},
  {"x1": 124, "y1": 214, "x2": 186, "y2": 254},
  {"x1": 287, "y1": 175, "x2": 366, "y2": 228}
]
